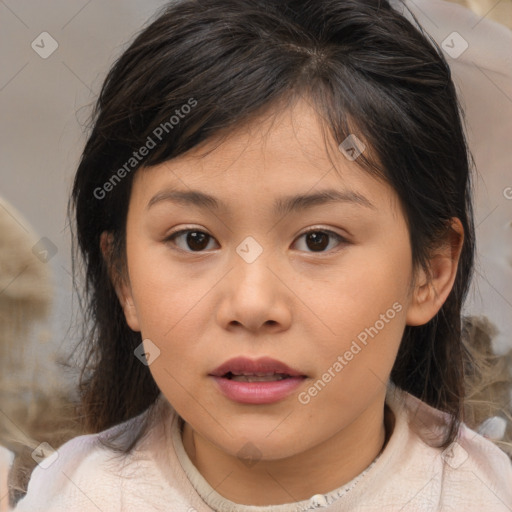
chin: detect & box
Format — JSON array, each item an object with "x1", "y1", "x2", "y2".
[{"x1": 205, "y1": 422, "x2": 310, "y2": 462}]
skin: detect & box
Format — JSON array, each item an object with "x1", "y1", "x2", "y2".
[{"x1": 109, "y1": 98, "x2": 463, "y2": 505}]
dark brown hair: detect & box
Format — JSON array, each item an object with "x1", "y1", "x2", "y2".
[{"x1": 70, "y1": 0, "x2": 475, "y2": 451}]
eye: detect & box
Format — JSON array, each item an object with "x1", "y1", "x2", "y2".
[
  {"x1": 293, "y1": 228, "x2": 347, "y2": 253},
  {"x1": 166, "y1": 229, "x2": 219, "y2": 252},
  {"x1": 165, "y1": 227, "x2": 347, "y2": 254}
]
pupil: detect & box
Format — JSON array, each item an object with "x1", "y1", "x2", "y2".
[
  {"x1": 187, "y1": 232, "x2": 209, "y2": 251},
  {"x1": 307, "y1": 232, "x2": 328, "y2": 251},
  {"x1": 185, "y1": 232, "x2": 330, "y2": 252}
]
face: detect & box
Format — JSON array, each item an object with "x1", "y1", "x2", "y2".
[{"x1": 116, "y1": 99, "x2": 421, "y2": 463}]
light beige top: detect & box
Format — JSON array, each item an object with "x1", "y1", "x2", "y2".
[
  {"x1": 0, "y1": 446, "x2": 14, "y2": 512},
  {"x1": 12, "y1": 385, "x2": 512, "y2": 511}
]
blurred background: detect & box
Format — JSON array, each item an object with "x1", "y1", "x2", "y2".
[
  {"x1": 452, "y1": 0, "x2": 512, "y2": 24},
  {"x1": 0, "y1": 0, "x2": 511, "y2": 504}
]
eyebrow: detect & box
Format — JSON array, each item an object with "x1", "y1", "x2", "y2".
[{"x1": 146, "y1": 187, "x2": 375, "y2": 215}]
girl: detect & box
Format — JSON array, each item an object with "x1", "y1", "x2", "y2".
[{"x1": 13, "y1": 0, "x2": 512, "y2": 510}]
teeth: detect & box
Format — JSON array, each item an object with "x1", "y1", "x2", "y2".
[{"x1": 229, "y1": 374, "x2": 289, "y2": 382}]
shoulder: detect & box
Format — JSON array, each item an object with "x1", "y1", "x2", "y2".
[
  {"x1": 13, "y1": 397, "x2": 184, "y2": 512},
  {"x1": 438, "y1": 423, "x2": 512, "y2": 510},
  {"x1": 12, "y1": 407, "x2": 156, "y2": 512},
  {"x1": 392, "y1": 388, "x2": 512, "y2": 510},
  {"x1": 447, "y1": 422, "x2": 512, "y2": 500},
  {"x1": 1, "y1": 445, "x2": 15, "y2": 511},
  {"x1": 12, "y1": 431, "x2": 120, "y2": 511}
]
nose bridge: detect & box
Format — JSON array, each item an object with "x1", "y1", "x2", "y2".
[
  {"x1": 232, "y1": 234, "x2": 273, "y2": 294},
  {"x1": 235, "y1": 234, "x2": 267, "y2": 266},
  {"x1": 216, "y1": 234, "x2": 291, "y2": 331}
]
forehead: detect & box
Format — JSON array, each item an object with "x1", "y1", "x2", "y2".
[
  {"x1": 174, "y1": 99, "x2": 337, "y2": 176},
  {"x1": 131, "y1": 98, "x2": 399, "y2": 215}
]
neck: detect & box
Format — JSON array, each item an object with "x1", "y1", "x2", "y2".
[{"x1": 181, "y1": 394, "x2": 390, "y2": 506}]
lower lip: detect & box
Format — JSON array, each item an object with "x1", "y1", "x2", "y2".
[{"x1": 211, "y1": 376, "x2": 305, "y2": 404}]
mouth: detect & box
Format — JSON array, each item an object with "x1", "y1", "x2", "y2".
[
  {"x1": 209, "y1": 356, "x2": 306, "y2": 379},
  {"x1": 222, "y1": 372, "x2": 295, "y2": 382},
  {"x1": 209, "y1": 357, "x2": 307, "y2": 404}
]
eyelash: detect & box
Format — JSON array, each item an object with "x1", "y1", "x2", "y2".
[{"x1": 164, "y1": 226, "x2": 348, "y2": 254}]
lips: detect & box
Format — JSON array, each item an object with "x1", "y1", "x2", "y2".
[
  {"x1": 209, "y1": 356, "x2": 305, "y2": 379},
  {"x1": 209, "y1": 357, "x2": 307, "y2": 404},
  {"x1": 224, "y1": 373, "x2": 290, "y2": 382}
]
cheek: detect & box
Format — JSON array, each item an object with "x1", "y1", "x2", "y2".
[
  {"x1": 128, "y1": 260, "x2": 211, "y2": 409},
  {"x1": 299, "y1": 245, "x2": 412, "y2": 391},
  {"x1": 126, "y1": 248, "x2": 219, "y2": 389},
  {"x1": 309, "y1": 249, "x2": 410, "y2": 336},
  {"x1": 127, "y1": 244, "x2": 206, "y2": 335}
]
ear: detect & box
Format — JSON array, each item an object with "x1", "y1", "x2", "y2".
[
  {"x1": 406, "y1": 218, "x2": 464, "y2": 327},
  {"x1": 100, "y1": 231, "x2": 141, "y2": 332}
]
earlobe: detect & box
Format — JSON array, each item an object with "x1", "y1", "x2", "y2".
[
  {"x1": 118, "y1": 290, "x2": 141, "y2": 332},
  {"x1": 100, "y1": 231, "x2": 141, "y2": 332},
  {"x1": 406, "y1": 218, "x2": 464, "y2": 327}
]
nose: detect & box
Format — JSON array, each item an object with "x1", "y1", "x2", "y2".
[{"x1": 215, "y1": 245, "x2": 292, "y2": 334}]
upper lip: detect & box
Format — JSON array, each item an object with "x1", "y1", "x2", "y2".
[{"x1": 209, "y1": 357, "x2": 306, "y2": 377}]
